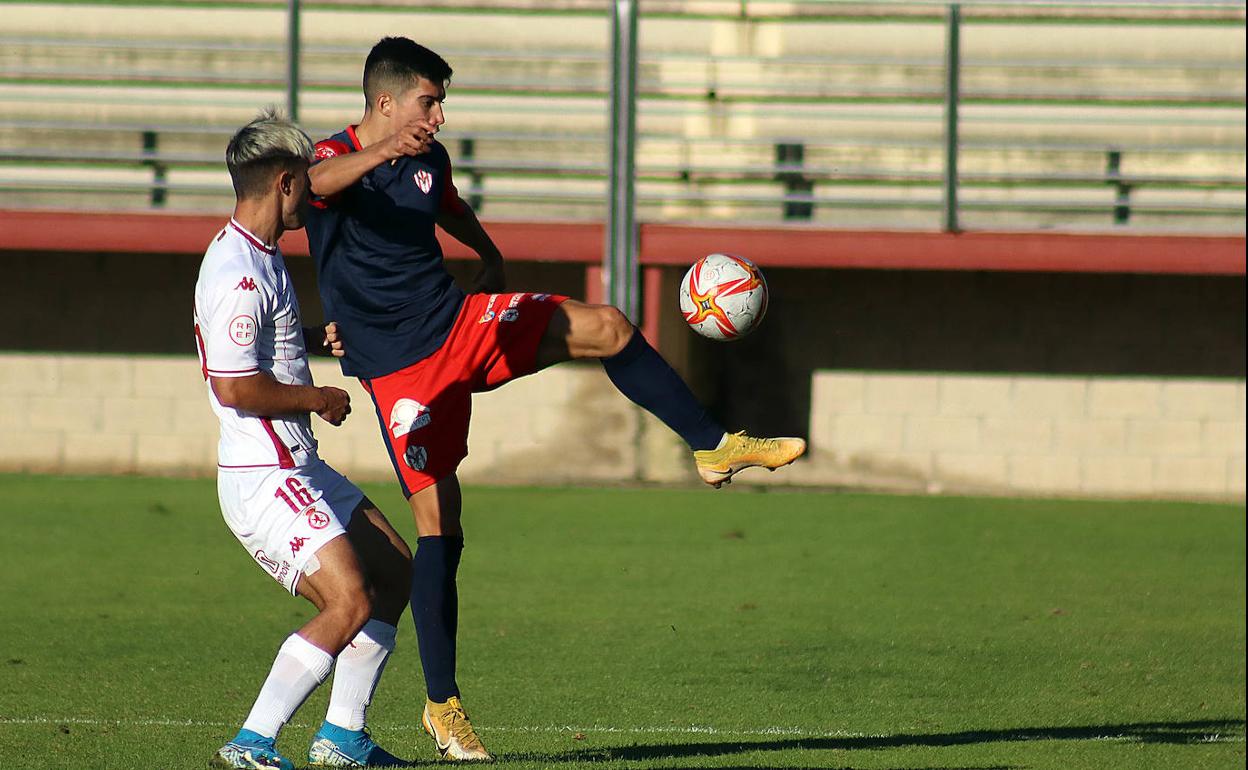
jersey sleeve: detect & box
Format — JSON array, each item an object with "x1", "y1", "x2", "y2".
[
  {"x1": 310, "y1": 139, "x2": 352, "y2": 209},
  {"x1": 200, "y1": 268, "x2": 271, "y2": 379},
  {"x1": 439, "y1": 159, "x2": 467, "y2": 216}
]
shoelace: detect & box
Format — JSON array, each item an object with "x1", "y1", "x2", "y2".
[
  {"x1": 444, "y1": 704, "x2": 485, "y2": 750},
  {"x1": 734, "y1": 431, "x2": 777, "y2": 452}
]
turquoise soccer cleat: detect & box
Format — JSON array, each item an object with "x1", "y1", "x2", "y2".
[
  {"x1": 210, "y1": 729, "x2": 295, "y2": 770},
  {"x1": 308, "y1": 721, "x2": 410, "y2": 767}
]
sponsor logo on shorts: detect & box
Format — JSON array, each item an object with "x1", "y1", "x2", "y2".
[
  {"x1": 290, "y1": 535, "x2": 308, "y2": 554},
  {"x1": 404, "y1": 445, "x2": 428, "y2": 471},
  {"x1": 255, "y1": 549, "x2": 280, "y2": 574},
  {"x1": 507, "y1": 293, "x2": 525, "y2": 308},
  {"x1": 389, "y1": 398, "x2": 432, "y2": 438},
  {"x1": 305, "y1": 508, "x2": 330, "y2": 530},
  {"x1": 499, "y1": 308, "x2": 519, "y2": 323},
  {"x1": 414, "y1": 170, "x2": 433, "y2": 194},
  {"x1": 478, "y1": 294, "x2": 499, "y2": 324},
  {"x1": 230, "y1": 315, "x2": 257, "y2": 346}
]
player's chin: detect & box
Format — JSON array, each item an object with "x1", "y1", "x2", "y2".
[{"x1": 285, "y1": 203, "x2": 310, "y2": 230}]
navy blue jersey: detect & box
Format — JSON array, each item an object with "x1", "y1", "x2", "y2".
[{"x1": 305, "y1": 125, "x2": 466, "y2": 379}]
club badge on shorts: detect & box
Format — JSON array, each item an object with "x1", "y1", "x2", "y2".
[{"x1": 404, "y1": 445, "x2": 428, "y2": 471}]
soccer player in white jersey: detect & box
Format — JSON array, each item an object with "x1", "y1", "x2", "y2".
[{"x1": 195, "y1": 108, "x2": 413, "y2": 770}]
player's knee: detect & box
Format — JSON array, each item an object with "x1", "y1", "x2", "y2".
[
  {"x1": 325, "y1": 582, "x2": 372, "y2": 632},
  {"x1": 598, "y1": 305, "x2": 634, "y2": 356}
]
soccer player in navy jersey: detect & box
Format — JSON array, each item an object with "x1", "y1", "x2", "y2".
[{"x1": 306, "y1": 37, "x2": 806, "y2": 761}]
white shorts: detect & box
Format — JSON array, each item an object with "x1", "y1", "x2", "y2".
[{"x1": 217, "y1": 457, "x2": 365, "y2": 596}]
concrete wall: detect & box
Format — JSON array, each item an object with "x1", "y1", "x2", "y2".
[
  {"x1": 1, "y1": 353, "x2": 1242, "y2": 501},
  {"x1": 801, "y1": 372, "x2": 1245, "y2": 500}
]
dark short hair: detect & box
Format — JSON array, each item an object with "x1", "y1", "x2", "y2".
[
  {"x1": 226, "y1": 107, "x2": 312, "y2": 199},
  {"x1": 363, "y1": 36, "x2": 453, "y2": 107}
]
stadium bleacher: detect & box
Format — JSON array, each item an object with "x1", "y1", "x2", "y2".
[{"x1": 0, "y1": 0, "x2": 1243, "y2": 230}]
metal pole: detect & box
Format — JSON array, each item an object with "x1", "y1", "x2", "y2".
[
  {"x1": 942, "y1": 3, "x2": 961, "y2": 232},
  {"x1": 287, "y1": 0, "x2": 301, "y2": 121},
  {"x1": 606, "y1": 0, "x2": 639, "y2": 321}
]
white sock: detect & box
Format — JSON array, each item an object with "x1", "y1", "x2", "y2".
[
  {"x1": 242, "y1": 633, "x2": 334, "y2": 739},
  {"x1": 325, "y1": 619, "x2": 397, "y2": 731}
]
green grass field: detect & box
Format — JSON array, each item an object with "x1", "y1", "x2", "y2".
[{"x1": 0, "y1": 474, "x2": 1242, "y2": 769}]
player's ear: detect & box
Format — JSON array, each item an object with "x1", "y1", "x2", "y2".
[
  {"x1": 377, "y1": 92, "x2": 393, "y2": 118},
  {"x1": 278, "y1": 169, "x2": 295, "y2": 196}
]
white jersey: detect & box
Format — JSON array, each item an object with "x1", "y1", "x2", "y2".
[{"x1": 194, "y1": 219, "x2": 319, "y2": 470}]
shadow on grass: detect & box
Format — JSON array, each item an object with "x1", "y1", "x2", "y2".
[{"x1": 500, "y1": 718, "x2": 1244, "y2": 765}]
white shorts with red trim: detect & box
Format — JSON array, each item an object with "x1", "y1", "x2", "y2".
[{"x1": 217, "y1": 456, "x2": 364, "y2": 596}]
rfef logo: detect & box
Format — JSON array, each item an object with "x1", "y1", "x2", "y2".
[{"x1": 229, "y1": 315, "x2": 257, "y2": 347}]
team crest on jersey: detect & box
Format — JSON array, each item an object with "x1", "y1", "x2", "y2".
[
  {"x1": 389, "y1": 398, "x2": 432, "y2": 438},
  {"x1": 229, "y1": 314, "x2": 257, "y2": 346},
  {"x1": 414, "y1": 170, "x2": 433, "y2": 194},
  {"x1": 305, "y1": 508, "x2": 330, "y2": 530},
  {"x1": 314, "y1": 144, "x2": 338, "y2": 160}
]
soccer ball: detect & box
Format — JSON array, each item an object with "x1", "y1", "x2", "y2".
[{"x1": 678, "y1": 253, "x2": 769, "y2": 341}]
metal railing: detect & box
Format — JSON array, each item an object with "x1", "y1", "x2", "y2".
[{"x1": 1, "y1": 0, "x2": 1244, "y2": 232}]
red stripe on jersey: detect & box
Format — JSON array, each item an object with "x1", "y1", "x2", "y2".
[
  {"x1": 193, "y1": 320, "x2": 209, "y2": 381},
  {"x1": 206, "y1": 367, "x2": 260, "y2": 376},
  {"x1": 229, "y1": 220, "x2": 276, "y2": 255},
  {"x1": 260, "y1": 417, "x2": 296, "y2": 469},
  {"x1": 346, "y1": 124, "x2": 363, "y2": 152}
]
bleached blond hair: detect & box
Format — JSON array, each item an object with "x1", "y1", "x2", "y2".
[{"x1": 225, "y1": 107, "x2": 314, "y2": 199}]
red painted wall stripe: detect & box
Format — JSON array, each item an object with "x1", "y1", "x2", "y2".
[{"x1": 0, "y1": 209, "x2": 1241, "y2": 276}]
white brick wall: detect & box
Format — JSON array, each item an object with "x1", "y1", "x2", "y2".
[
  {"x1": 808, "y1": 371, "x2": 1246, "y2": 500},
  {"x1": 0, "y1": 355, "x2": 1243, "y2": 501}
]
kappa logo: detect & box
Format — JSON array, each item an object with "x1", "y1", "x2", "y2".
[
  {"x1": 389, "y1": 398, "x2": 432, "y2": 438},
  {"x1": 404, "y1": 445, "x2": 428, "y2": 471},
  {"x1": 235, "y1": 277, "x2": 258, "y2": 291},
  {"x1": 305, "y1": 508, "x2": 330, "y2": 530},
  {"x1": 414, "y1": 170, "x2": 433, "y2": 194},
  {"x1": 290, "y1": 535, "x2": 308, "y2": 554},
  {"x1": 229, "y1": 314, "x2": 257, "y2": 347}
]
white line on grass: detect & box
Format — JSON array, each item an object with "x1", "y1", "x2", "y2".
[{"x1": 0, "y1": 716, "x2": 1242, "y2": 744}]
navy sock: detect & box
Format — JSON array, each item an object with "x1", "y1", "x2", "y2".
[
  {"x1": 602, "y1": 329, "x2": 724, "y2": 451},
  {"x1": 411, "y1": 535, "x2": 463, "y2": 702}
]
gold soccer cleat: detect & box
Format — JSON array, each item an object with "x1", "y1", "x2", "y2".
[
  {"x1": 694, "y1": 431, "x2": 807, "y2": 488},
  {"x1": 421, "y1": 696, "x2": 493, "y2": 762}
]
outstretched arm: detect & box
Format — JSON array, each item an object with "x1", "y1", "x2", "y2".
[
  {"x1": 437, "y1": 197, "x2": 506, "y2": 293},
  {"x1": 308, "y1": 120, "x2": 438, "y2": 198}
]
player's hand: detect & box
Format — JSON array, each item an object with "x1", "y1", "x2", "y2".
[
  {"x1": 321, "y1": 322, "x2": 345, "y2": 358},
  {"x1": 473, "y1": 260, "x2": 506, "y2": 294},
  {"x1": 384, "y1": 119, "x2": 437, "y2": 160},
  {"x1": 316, "y1": 386, "x2": 351, "y2": 426}
]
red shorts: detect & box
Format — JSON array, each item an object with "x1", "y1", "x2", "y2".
[{"x1": 360, "y1": 291, "x2": 568, "y2": 496}]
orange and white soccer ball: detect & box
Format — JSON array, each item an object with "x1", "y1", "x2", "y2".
[{"x1": 679, "y1": 253, "x2": 769, "y2": 341}]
